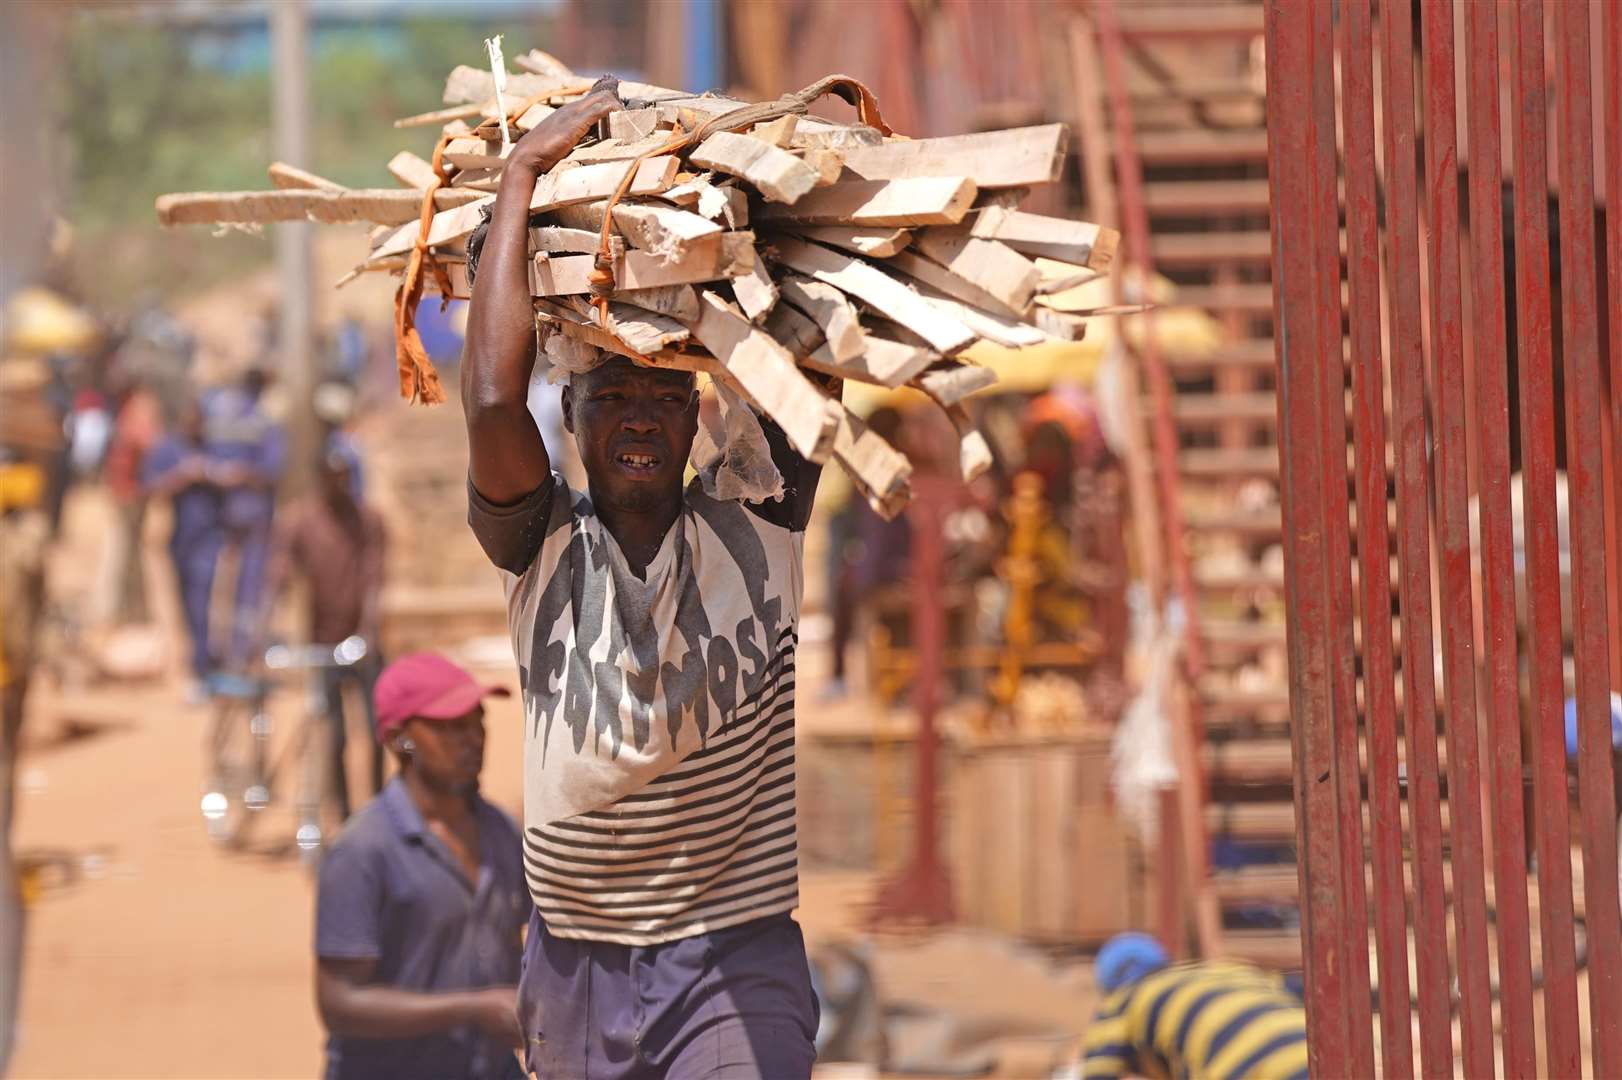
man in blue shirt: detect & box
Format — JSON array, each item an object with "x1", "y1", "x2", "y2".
[
  {"x1": 201, "y1": 366, "x2": 286, "y2": 667},
  {"x1": 142, "y1": 397, "x2": 224, "y2": 689},
  {"x1": 314, "y1": 652, "x2": 528, "y2": 1080}
]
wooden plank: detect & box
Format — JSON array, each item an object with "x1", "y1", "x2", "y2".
[
  {"x1": 597, "y1": 300, "x2": 691, "y2": 354},
  {"x1": 969, "y1": 207, "x2": 1118, "y2": 270},
  {"x1": 914, "y1": 362, "x2": 998, "y2": 406},
  {"x1": 513, "y1": 48, "x2": 574, "y2": 77},
  {"x1": 565, "y1": 133, "x2": 675, "y2": 164},
  {"x1": 608, "y1": 202, "x2": 722, "y2": 258},
  {"x1": 388, "y1": 150, "x2": 440, "y2": 190},
  {"x1": 531, "y1": 233, "x2": 754, "y2": 295},
  {"x1": 791, "y1": 125, "x2": 886, "y2": 151},
  {"x1": 371, "y1": 156, "x2": 679, "y2": 261},
  {"x1": 1030, "y1": 750, "x2": 1066, "y2": 936},
  {"x1": 549, "y1": 200, "x2": 724, "y2": 261},
  {"x1": 682, "y1": 292, "x2": 841, "y2": 462},
  {"x1": 657, "y1": 178, "x2": 749, "y2": 227},
  {"x1": 912, "y1": 227, "x2": 1040, "y2": 312},
  {"x1": 831, "y1": 403, "x2": 912, "y2": 504},
  {"x1": 155, "y1": 187, "x2": 485, "y2": 227},
  {"x1": 442, "y1": 138, "x2": 511, "y2": 171},
  {"x1": 615, "y1": 284, "x2": 701, "y2": 323},
  {"x1": 1029, "y1": 306, "x2": 1090, "y2": 341},
  {"x1": 944, "y1": 402, "x2": 993, "y2": 481},
  {"x1": 750, "y1": 114, "x2": 799, "y2": 147},
  {"x1": 268, "y1": 161, "x2": 344, "y2": 192},
  {"x1": 529, "y1": 225, "x2": 613, "y2": 254},
  {"x1": 883, "y1": 247, "x2": 1026, "y2": 318},
  {"x1": 609, "y1": 108, "x2": 662, "y2": 142},
  {"x1": 778, "y1": 274, "x2": 864, "y2": 361},
  {"x1": 731, "y1": 260, "x2": 778, "y2": 323},
  {"x1": 393, "y1": 102, "x2": 483, "y2": 129},
  {"x1": 881, "y1": 260, "x2": 1050, "y2": 348},
  {"x1": 800, "y1": 335, "x2": 936, "y2": 389},
  {"x1": 450, "y1": 168, "x2": 501, "y2": 191},
  {"x1": 535, "y1": 298, "x2": 644, "y2": 356},
  {"x1": 763, "y1": 301, "x2": 827, "y2": 356},
  {"x1": 689, "y1": 131, "x2": 821, "y2": 204},
  {"x1": 799, "y1": 149, "x2": 845, "y2": 186},
  {"x1": 442, "y1": 66, "x2": 577, "y2": 106},
  {"x1": 839, "y1": 124, "x2": 1068, "y2": 188},
  {"x1": 789, "y1": 225, "x2": 913, "y2": 257},
  {"x1": 758, "y1": 176, "x2": 977, "y2": 227},
  {"x1": 769, "y1": 236, "x2": 976, "y2": 353}
]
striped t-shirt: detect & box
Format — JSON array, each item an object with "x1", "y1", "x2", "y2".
[
  {"x1": 468, "y1": 424, "x2": 821, "y2": 946},
  {"x1": 1081, "y1": 961, "x2": 1309, "y2": 1080}
]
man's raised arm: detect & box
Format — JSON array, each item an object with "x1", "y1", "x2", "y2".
[{"x1": 461, "y1": 77, "x2": 623, "y2": 505}]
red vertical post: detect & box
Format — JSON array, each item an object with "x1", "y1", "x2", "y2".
[
  {"x1": 1552, "y1": 5, "x2": 1622, "y2": 1073},
  {"x1": 1462, "y1": 6, "x2": 1537, "y2": 1075},
  {"x1": 871, "y1": 474, "x2": 954, "y2": 926},
  {"x1": 1417, "y1": 5, "x2": 1496, "y2": 1075},
  {"x1": 1338, "y1": 0, "x2": 1414, "y2": 1072},
  {"x1": 1308, "y1": 1, "x2": 1375, "y2": 1072},
  {"x1": 1605, "y1": 0, "x2": 1622, "y2": 695},
  {"x1": 1379, "y1": 0, "x2": 1454, "y2": 1072},
  {"x1": 1506, "y1": 4, "x2": 1582, "y2": 1073},
  {"x1": 1263, "y1": 1, "x2": 1349, "y2": 1073}
]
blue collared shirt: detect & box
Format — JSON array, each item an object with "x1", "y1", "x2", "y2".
[{"x1": 315, "y1": 779, "x2": 529, "y2": 1080}]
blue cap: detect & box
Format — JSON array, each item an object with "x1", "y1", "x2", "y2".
[
  {"x1": 1096, "y1": 932, "x2": 1170, "y2": 992},
  {"x1": 1564, "y1": 693, "x2": 1622, "y2": 760}
]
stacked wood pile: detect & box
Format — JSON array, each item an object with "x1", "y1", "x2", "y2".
[{"x1": 156, "y1": 50, "x2": 1118, "y2": 517}]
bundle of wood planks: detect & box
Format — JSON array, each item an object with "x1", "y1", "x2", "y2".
[{"x1": 156, "y1": 50, "x2": 1118, "y2": 517}]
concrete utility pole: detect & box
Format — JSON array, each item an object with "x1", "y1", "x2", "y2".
[{"x1": 271, "y1": 0, "x2": 316, "y2": 489}]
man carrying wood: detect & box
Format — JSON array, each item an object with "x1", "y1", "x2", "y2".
[{"x1": 461, "y1": 78, "x2": 825, "y2": 1079}]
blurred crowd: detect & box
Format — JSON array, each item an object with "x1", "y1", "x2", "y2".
[{"x1": 1, "y1": 292, "x2": 398, "y2": 817}]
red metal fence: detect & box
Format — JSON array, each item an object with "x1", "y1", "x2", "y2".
[{"x1": 1264, "y1": 0, "x2": 1620, "y2": 1075}]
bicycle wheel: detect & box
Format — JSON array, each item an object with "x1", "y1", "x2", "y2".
[{"x1": 201, "y1": 674, "x2": 273, "y2": 847}]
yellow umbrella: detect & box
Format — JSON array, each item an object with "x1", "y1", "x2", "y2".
[{"x1": 2, "y1": 287, "x2": 99, "y2": 356}]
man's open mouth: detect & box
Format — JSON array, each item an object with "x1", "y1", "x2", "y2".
[{"x1": 617, "y1": 452, "x2": 660, "y2": 472}]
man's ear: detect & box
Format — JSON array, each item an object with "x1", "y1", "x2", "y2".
[{"x1": 561, "y1": 383, "x2": 575, "y2": 434}]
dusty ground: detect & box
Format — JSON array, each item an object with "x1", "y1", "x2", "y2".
[{"x1": 9, "y1": 486, "x2": 1095, "y2": 1080}]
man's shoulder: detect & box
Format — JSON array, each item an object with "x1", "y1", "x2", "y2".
[{"x1": 322, "y1": 796, "x2": 399, "y2": 865}]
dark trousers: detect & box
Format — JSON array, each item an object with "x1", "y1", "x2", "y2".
[
  {"x1": 226, "y1": 527, "x2": 271, "y2": 667},
  {"x1": 321, "y1": 659, "x2": 382, "y2": 820},
  {"x1": 519, "y1": 911, "x2": 819, "y2": 1079},
  {"x1": 171, "y1": 534, "x2": 220, "y2": 678}
]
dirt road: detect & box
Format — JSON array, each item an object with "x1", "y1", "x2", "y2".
[{"x1": 9, "y1": 487, "x2": 1093, "y2": 1080}]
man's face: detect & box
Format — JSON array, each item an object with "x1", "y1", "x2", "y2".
[
  {"x1": 562, "y1": 356, "x2": 698, "y2": 512},
  {"x1": 401, "y1": 706, "x2": 486, "y2": 792}
]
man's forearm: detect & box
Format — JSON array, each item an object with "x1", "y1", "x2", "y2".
[
  {"x1": 462, "y1": 165, "x2": 543, "y2": 412},
  {"x1": 319, "y1": 984, "x2": 479, "y2": 1039}
]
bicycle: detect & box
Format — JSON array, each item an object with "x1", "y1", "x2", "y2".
[{"x1": 200, "y1": 635, "x2": 370, "y2": 864}]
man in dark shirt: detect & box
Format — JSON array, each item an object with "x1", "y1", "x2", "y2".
[
  {"x1": 314, "y1": 652, "x2": 528, "y2": 1080},
  {"x1": 263, "y1": 438, "x2": 387, "y2": 818}
]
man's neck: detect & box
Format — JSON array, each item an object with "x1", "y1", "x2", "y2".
[
  {"x1": 591, "y1": 487, "x2": 681, "y2": 575},
  {"x1": 401, "y1": 768, "x2": 474, "y2": 826}
]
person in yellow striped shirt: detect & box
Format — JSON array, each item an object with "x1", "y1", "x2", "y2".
[{"x1": 1080, "y1": 933, "x2": 1308, "y2": 1080}]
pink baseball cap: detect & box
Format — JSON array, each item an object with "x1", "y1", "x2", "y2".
[{"x1": 373, "y1": 652, "x2": 510, "y2": 741}]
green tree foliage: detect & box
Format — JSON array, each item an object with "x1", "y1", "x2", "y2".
[{"x1": 64, "y1": 10, "x2": 547, "y2": 301}]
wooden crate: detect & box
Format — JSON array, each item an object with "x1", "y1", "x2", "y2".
[{"x1": 947, "y1": 731, "x2": 1143, "y2": 945}]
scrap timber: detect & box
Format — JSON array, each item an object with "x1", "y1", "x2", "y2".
[{"x1": 155, "y1": 50, "x2": 1118, "y2": 517}]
